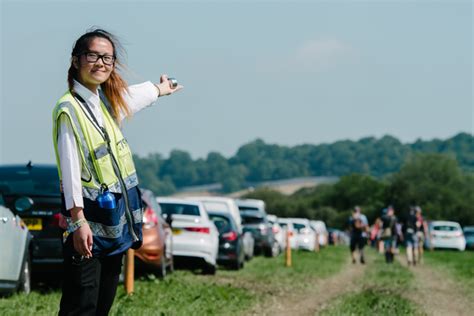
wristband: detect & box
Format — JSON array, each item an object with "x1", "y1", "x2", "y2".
[{"x1": 68, "y1": 218, "x2": 88, "y2": 233}]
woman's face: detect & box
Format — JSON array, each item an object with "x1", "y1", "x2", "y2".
[{"x1": 75, "y1": 37, "x2": 115, "y2": 90}]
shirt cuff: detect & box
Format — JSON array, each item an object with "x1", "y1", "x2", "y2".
[{"x1": 65, "y1": 194, "x2": 84, "y2": 210}]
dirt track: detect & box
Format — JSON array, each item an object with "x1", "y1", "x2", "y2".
[
  {"x1": 247, "y1": 252, "x2": 473, "y2": 316},
  {"x1": 398, "y1": 257, "x2": 474, "y2": 316},
  {"x1": 250, "y1": 258, "x2": 366, "y2": 316}
]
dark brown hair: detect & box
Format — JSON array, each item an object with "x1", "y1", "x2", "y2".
[{"x1": 67, "y1": 28, "x2": 130, "y2": 122}]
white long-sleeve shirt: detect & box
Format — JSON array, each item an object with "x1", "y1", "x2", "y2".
[{"x1": 57, "y1": 80, "x2": 159, "y2": 210}]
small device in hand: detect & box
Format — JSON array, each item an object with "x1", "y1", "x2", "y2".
[{"x1": 168, "y1": 77, "x2": 178, "y2": 88}]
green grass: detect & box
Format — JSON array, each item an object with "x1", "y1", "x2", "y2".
[
  {"x1": 0, "y1": 247, "x2": 347, "y2": 316},
  {"x1": 322, "y1": 251, "x2": 423, "y2": 316},
  {"x1": 424, "y1": 250, "x2": 474, "y2": 300}
]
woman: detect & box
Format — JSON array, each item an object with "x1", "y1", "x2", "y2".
[{"x1": 52, "y1": 29, "x2": 182, "y2": 315}]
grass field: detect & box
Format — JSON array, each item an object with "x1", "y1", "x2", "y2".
[
  {"x1": 423, "y1": 250, "x2": 474, "y2": 300},
  {"x1": 2, "y1": 247, "x2": 472, "y2": 315},
  {"x1": 0, "y1": 247, "x2": 347, "y2": 316}
]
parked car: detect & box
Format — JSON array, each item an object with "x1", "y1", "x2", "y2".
[
  {"x1": 278, "y1": 218, "x2": 297, "y2": 249},
  {"x1": 290, "y1": 218, "x2": 317, "y2": 251},
  {"x1": 208, "y1": 211, "x2": 245, "y2": 270},
  {"x1": 426, "y1": 221, "x2": 466, "y2": 251},
  {"x1": 310, "y1": 220, "x2": 328, "y2": 247},
  {"x1": 463, "y1": 226, "x2": 474, "y2": 250},
  {"x1": 134, "y1": 189, "x2": 173, "y2": 278},
  {"x1": 240, "y1": 210, "x2": 278, "y2": 257},
  {"x1": 242, "y1": 230, "x2": 255, "y2": 261},
  {"x1": 188, "y1": 197, "x2": 243, "y2": 233},
  {"x1": 267, "y1": 214, "x2": 286, "y2": 251},
  {"x1": 0, "y1": 163, "x2": 63, "y2": 279},
  {"x1": 236, "y1": 199, "x2": 266, "y2": 214},
  {"x1": 157, "y1": 198, "x2": 219, "y2": 275},
  {"x1": 0, "y1": 193, "x2": 32, "y2": 295}
]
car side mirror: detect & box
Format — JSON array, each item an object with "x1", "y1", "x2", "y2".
[{"x1": 14, "y1": 196, "x2": 34, "y2": 212}]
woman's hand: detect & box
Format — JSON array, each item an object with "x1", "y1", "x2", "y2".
[
  {"x1": 73, "y1": 223, "x2": 93, "y2": 258},
  {"x1": 70, "y1": 207, "x2": 93, "y2": 258},
  {"x1": 155, "y1": 74, "x2": 183, "y2": 96}
]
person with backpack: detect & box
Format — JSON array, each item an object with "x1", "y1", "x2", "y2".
[
  {"x1": 381, "y1": 206, "x2": 399, "y2": 263},
  {"x1": 348, "y1": 206, "x2": 368, "y2": 264}
]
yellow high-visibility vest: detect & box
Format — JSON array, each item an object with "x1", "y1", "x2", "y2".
[{"x1": 52, "y1": 90, "x2": 138, "y2": 201}]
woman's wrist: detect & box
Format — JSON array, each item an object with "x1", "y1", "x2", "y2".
[
  {"x1": 70, "y1": 206, "x2": 85, "y2": 221},
  {"x1": 154, "y1": 84, "x2": 162, "y2": 97}
]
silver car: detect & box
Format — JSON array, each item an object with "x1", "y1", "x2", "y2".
[{"x1": 0, "y1": 194, "x2": 32, "y2": 294}]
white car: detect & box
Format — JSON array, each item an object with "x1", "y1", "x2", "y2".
[
  {"x1": 157, "y1": 198, "x2": 219, "y2": 274},
  {"x1": 267, "y1": 214, "x2": 286, "y2": 250},
  {"x1": 310, "y1": 220, "x2": 329, "y2": 247},
  {"x1": 188, "y1": 197, "x2": 242, "y2": 233},
  {"x1": 236, "y1": 199, "x2": 266, "y2": 214},
  {"x1": 290, "y1": 218, "x2": 317, "y2": 251},
  {"x1": 0, "y1": 195, "x2": 31, "y2": 294},
  {"x1": 278, "y1": 218, "x2": 298, "y2": 249},
  {"x1": 427, "y1": 221, "x2": 466, "y2": 251}
]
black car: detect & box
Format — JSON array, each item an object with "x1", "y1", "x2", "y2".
[
  {"x1": 208, "y1": 211, "x2": 245, "y2": 270},
  {"x1": 0, "y1": 163, "x2": 63, "y2": 280},
  {"x1": 240, "y1": 210, "x2": 277, "y2": 257}
]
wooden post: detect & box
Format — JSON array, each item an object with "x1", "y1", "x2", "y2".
[
  {"x1": 285, "y1": 230, "x2": 292, "y2": 267},
  {"x1": 315, "y1": 232, "x2": 320, "y2": 252},
  {"x1": 124, "y1": 248, "x2": 135, "y2": 295}
]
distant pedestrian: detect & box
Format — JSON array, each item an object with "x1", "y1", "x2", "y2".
[
  {"x1": 348, "y1": 206, "x2": 368, "y2": 264},
  {"x1": 415, "y1": 206, "x2": 429, "y2": 263},
  {"x1": 404, "y1": 207, "x2": 419, "y2": 266},
  {"x1": 381, "y1": 206, "x2": 398, "y2": 263}
]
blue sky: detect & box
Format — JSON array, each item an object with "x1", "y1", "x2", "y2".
[{"x1": 0, "y1": 0, "x2": 472, "y2": 164}]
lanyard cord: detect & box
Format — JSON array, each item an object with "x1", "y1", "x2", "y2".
[{"x1": 72, "y1": 92, "x2": 111, "y2": 144}]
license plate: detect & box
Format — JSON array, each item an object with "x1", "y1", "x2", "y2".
[
  {"x1": 172, "y1": 228, "x2": 182, "y2": 235},
  {"x1": 23, "y1": 218, "x2": 43, "y2": 231}
]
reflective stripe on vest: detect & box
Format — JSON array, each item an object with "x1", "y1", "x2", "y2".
[
  {"x1": 65, "y1": 207, "x2": 142, "y2": 239},
  {"x1": 52, "y1": 91, "x2": 139, "y2": 196}
]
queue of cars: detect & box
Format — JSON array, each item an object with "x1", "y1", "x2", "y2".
[{"x1": 2, "y1": 162, "x2": 472, "y2": 296}]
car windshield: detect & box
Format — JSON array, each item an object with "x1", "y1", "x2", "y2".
[
  {"x1": 209, "y1": 215, "x2": 233, "y2": 233},
  {"x1": 293, "y1": 223, "x2": 306, "y2": 232},
  {"x1": 241, "y1": 215, "x2": 264, "y2": 225},
  {"x1": 159, "y1": 203, "x2": 200, "y2": 216},
  {"x1": 433, "y1": 225, "x2": 460, "y2": 232},
  {"x1": 279, "y1": 222, "x2": 288, "y2": 228},
  {"x1": 0, "y1": 167, "x2": 60, "y2": 196}
]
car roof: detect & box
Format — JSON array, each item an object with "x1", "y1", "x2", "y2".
[
  {"x1": 156, "y1": 197, "x2": 202, "y2": 207},
  {"x1": 288, "y1": 218, "x2": 310, "y2": 224},
  {"x1": 235, "y1": 199, "x2": 265, "y2": 207},
  {"x1": 430, "y1": 221, "x2": 461, "y2": 227}
]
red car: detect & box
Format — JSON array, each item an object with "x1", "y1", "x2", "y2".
[{"x1": 135, "y1": 189, "x2": 174, "y2": 278}]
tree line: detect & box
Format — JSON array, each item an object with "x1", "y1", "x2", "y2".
[
  {"x1": 134, "y1": 132, "x2": 473, "y2": 195},
  {"x1": 243, "y1": 153, "x2": 474, "y2": 229}
]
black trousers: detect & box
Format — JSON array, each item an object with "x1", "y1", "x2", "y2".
[{"x1": 59, "y1": 252, "x2": 124, "y2": 316}]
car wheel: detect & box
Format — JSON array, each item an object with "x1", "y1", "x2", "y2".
[
  {"x1": 202, "y1": 263, "x2": 216, "y2": 275},
  {"x1": 157, "y1": 253, "x2": 167, "y2": 279},
  {"x1": 18, "y1": 251, "x2": 31, "y2": 294},
  {"x1": 230, "y1": 260, "x2": 241, "y2": 270},
  {"x1": 168, "y1": 254, "x2": 175, "y2": 274},
  {"x1": 271, "y1": 242, "x2": 280, "y2": 257}
]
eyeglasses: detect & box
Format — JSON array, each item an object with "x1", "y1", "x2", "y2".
[{"x1": 80, "y1": 52, "x2": 115, "y2": 66}]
